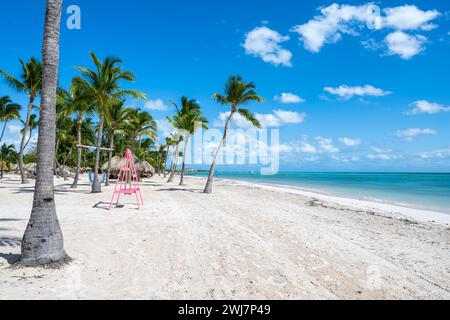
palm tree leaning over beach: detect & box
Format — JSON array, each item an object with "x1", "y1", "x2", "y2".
[
  {"x1": 104, "y1": 100, "x2": 133, "y2": 186},
  {"x1": 57, "y1": 81, "x2": 94, "y2": 188},
  {"x1": 0, "y1": 96, "x2": 21, "y2": 143},
  {"x1": 167, "y1": 97, "x2": 208, "y2": 186},
  {"x1": 21, "y1": 113, "x2": 39, "y2": 151},
  {"x1": 21, "y1": 0, "x2": 67, "y2": 266},
  {"x1": 74, "y1": 52, "x2": 146, "y2": 193},
  {"x1": 0, "y1": 58, "x2": 42, "y2": 184},
  {"x1": 203, "y1": 75, "x2": 263, "y2": 194}
]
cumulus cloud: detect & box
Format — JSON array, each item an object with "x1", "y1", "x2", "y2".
[
  {"x1": 290, "y1": 3, "x2": 370, "y2": 53},
  {"x1": 384, "y1": 31, "x2": 427, "y2": 59},
  {"x1": 407, "y1": 100, "x2": 450, "y2": 115},
  {"x1": 382, "y1": 5, "x2": 440, "y2": 31},
  {"x1": 315, "y1": 137, "x2": 340, "y2": 153},
  {"x1": 274, "y1": 92, "x2": 305, "y2": 104},
  {"x1": 323, "y1": 85, "x2": 392, "y2": 99},
  {"x1": 145, "y1": 99, "x2": 169, "y2": 111},
  {"x1": 339, "y1": 137, "x2": 362, "y2": 147},
  {"x1": 419, "y1": 149, "x2": 450, "y2": 159},
  {"x1": 215, "y1": 109, "x2": 305, "y2": 129},
  {"x1": 290, "y1": 3, "x2": 440, "y2": 59},
  {"x1": 396, "y1": 128, "x2": 437, "y2": 142},
  {"x1": 243, "y1": 26, "x2": 293, "y2": 67}
]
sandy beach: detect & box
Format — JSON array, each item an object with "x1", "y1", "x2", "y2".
[{"x1": 0, "y1": 174, "x2": 449, "y2": 300}]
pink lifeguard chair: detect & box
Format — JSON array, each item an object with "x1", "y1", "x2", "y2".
[{"x1": 109, "y1": 149, "x2": 144, "y2": 210}]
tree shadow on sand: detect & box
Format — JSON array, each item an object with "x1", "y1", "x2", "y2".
[
  {"x1": 156, "y1": 187, "x2": 200, "y2": 193},
  {"x1": 0, "y1": 253, "x2": 21, "y2": 265},
  {"x1": 0, "y1": 237, "x2": 21, "y2": 248}
]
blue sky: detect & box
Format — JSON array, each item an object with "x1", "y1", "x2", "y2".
[{"x1": 0, "y1": 0, "x2": 449, "y2": 172}]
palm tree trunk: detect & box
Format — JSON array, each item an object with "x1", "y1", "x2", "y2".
[
  {"x1": 0, "y1": 120, "x2": 9, "y2": 143},
  {"x1": 204, "y1": 111, "x2": 234, "y2": 194},
  {"x1": 105, "y1": 132, "x2": 114, "y2": 186},
  {"x1": 167, "y1": 142, "x2": 180, "y2": 183},
  {"x1": 179, "y1": 135, "x2": 190, "y2": 186},
  {"x1": 54, "y1": 137, "x2": 60, "y2": 177},
  {"x1": 163, "y1": 146, "x2": 170, "y2": 178},
  {"x1": 21, "y1": 0, "x2": 66, "y2": 266},
  {"x1": 19, "y1": 99, "x2": 33, "y2": 184},
  {"x1": 62, "y1": 146, "x2": 73, "y2": 181},
  {"x1": 92, "y1": 115, "x2": 104, "y2": 193},
  {"x1": 71, "y1": 114, "x2": 83, "y2": 188},
  {"x1": 23, "y1": 127, "x2": 33, "y2": 151}
]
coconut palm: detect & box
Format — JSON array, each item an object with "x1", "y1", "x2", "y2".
[
  {"x1": 74, "y1": 52, "x2": 146, "y2": 193},
  {"x1": 21, "y1": 114, "x2": 39, "y2": 151},
  {"x1": 0, "y1": 143, "x2": 16, "y2": 179},
  {"x1": 163, "y1": 136, "x2": 176, "y2": 178},
  {"x1": 0, "y1": 96, "x2": 21, "y2": 143},
  {"x1": 57, "y1": 81, "x2": 94, "y2": 188},
  {"x1": 167, "y1": 97, "x2": 208, "y2": 185},
  {"x1": 126, "y1": 109, "x2": 157, "y2": 149},
  {"x1": 104, "y1": 100, "x2": 133, "y2": 186},
  {"x1": 21, "y1": 0, "x2": 66, "y2": 266},
  {"x1": 203, "y1": 75, "x2": 263, "y2": 194},
  {"x1": 0, "y1": 58, "x2": 42, "y2": 184}
]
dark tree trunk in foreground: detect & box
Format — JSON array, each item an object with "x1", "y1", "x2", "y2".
[
  {"x1": 71, "y1": 113, "x2": 82, "y2": 188},
  {"x1": 92, "y1": 115, "x2": 104, "y2": 193},
  {"x1": 19, "y1": 100, "x2": 33, "y2": 184},
  {"x1": 179, "y1": 135, "x2": 190, "y2": 186},
  {"x1": 21, "y1": 0, "x2": 66, "y2": 266},
  {"x1": 204, "y1": 111, "x2": 234, "y2": 194},
  {"x1": 105, "y1": 133, "x2": 114, "y2": 187}
]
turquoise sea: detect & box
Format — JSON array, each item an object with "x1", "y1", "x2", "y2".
[{"x1": 208, "y1": 172, "x2": 450, "y2": 214}]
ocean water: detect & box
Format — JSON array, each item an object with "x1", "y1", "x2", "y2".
[{"x1": 209, "y1": 172, "x2": 450, "y2": 214}]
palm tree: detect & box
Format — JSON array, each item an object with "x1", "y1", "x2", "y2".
[
  {"x1": 21, "y1": 0, "x2": 66, "y2": 266},
  {"x1": 74, "y1": 52, "x2": 146, "y2": 193},
  {"x1": 21, "y1": 114, "x2": 39, "y2": 151},
  {"x1": 168, "y1": 97, "x2": 208, "y2": 185},
  {"x1": 104, "y1": 100, "x2": 133, "y2": 186},
  {"x1": 163, "y1": 137, "x2": 176, "y2": 178},
  {"x1": 126, "y1": 109, "x2": 157, "y2": 149},
  {"x1": 0, "y1": 58, "x2": 42, "y2": 184},
  {"x1": 203, "y1": 75, "x2": 263, "y2": 194},
  {"x1": 0, "y1": 96, "x2": 21, "y2": 143},
  {"x1": 0, "y1": 143, "x2": 16, "y2": 179},
  {"x1": 57, "y1": 81, "x2": 94, "y2": 188}
]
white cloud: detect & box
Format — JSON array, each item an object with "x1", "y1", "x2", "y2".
[
  {"x1": 324, "y1": 85, "x2": 392, "y2": 99},
  {"x1": 382, "y1": 5, "x2": 440, "y2": 31},
  {"x1": 7, "y1": 124, "x2": 22, "y2": 134},
  {"x1": 384, "y1": 31, "x2": 427, "y2": 59},
  {"x1": 315, "y1": 136, "x2": 340, "y2": 153},
  {"x1": 396, "y1": 128, "x2": 437, "y2": 142},
  {"x1": 419, "y1": 149, "x2": 450, "y2": 159},
  {"x1": 274, "y1": 92, "x2": 305, "y2": 104},
  {"x1": 272, "y1": 110, "x2": 305, "y2": 125},
  {"x1": 215, "y1": 109, "x2": 305, "y2": 129},
  {"x1": 367, "y1": 154, "x2": 396, "y2": 160},
  {"x1": 339, "y1": 137, "x2": 362, "y2": 147},
  {"x1": 243, "y1": 26, "x2": 293, "y2": 67},
  {"x1": 371, "y1": 146, "x2": 391, "y2": 154},
  {"x1": 407, "y1": 100, "x2": 450, "y2": 115},
  {"x1": 155, "y1": 118, "x2": 176, "y2": 140},
  {"x1": 291, "y1": 3, "x2": 370, "y2": 53},
  {"x1": 290, "y1": 3, "x2": 440, "y2": 59},
  {"x1": 145, "y1": 99, "x2": 169, "y2": 111}
]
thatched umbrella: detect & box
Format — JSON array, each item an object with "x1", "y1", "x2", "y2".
[
  {"x1": 102, "y1": 156, "x2": 122, "y2": 179},
  {"x1": 24, "y1": 163, "x2": 37, "y2": 179},
  {"x1": 136, "y1": 160, "x2": 155, "y2": 177}
]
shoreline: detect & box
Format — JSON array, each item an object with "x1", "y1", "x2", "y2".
[{"x1": 190, "y1": 175, "x2": 450, "y2": 226}]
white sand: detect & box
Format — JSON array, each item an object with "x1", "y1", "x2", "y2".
[{"x1": 0, "y1": 174, "x2": 449, "y2": 300}]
